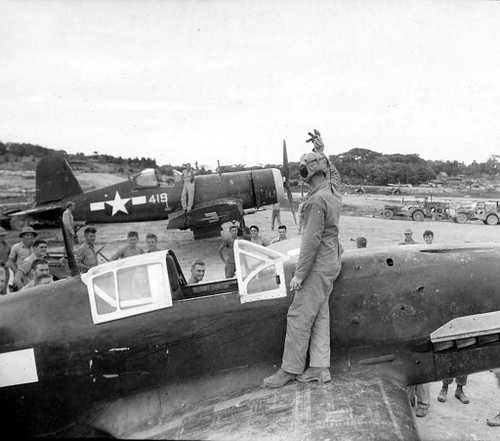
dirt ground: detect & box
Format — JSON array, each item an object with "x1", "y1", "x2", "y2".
[{"x1": 4, "y1": 198, "x2": 500, "y2": 440}]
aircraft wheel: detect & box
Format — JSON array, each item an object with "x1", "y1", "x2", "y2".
[
  {"x1": 383, "y1": 209, "x2": 394, "y2": 219},
  {"x1": 485, "y1": 214, "x2": 499, "y2": 225},
  {"x1": 411, "y1": 210, "x2": 425, "y2": 222},
  {"x1": 455, "y1": 213, "x2": 468, "y2": 224},
  {"x1": 9, "y1": 215, "x2": 28, "y2": 231}
]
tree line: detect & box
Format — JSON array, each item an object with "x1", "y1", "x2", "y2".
[
  {"x1": 0, "y1": 142, "x2": 157, "y2": 170},
  {"x1": 1, "y1": 141, "x2": 499, "y2": 186}
]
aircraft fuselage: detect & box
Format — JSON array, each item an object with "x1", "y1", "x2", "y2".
[
  {"x1": 66, "y1": 168, "x2": 283, "y2": 224},
  {"x1": 1, "y1": 243, "x2": 500, "y2": 435}
]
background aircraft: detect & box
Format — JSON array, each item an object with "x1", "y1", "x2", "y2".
[
  {"x1": 6, "y1": 153, "x2": 294, "y2": 239},
  {"x1": 2, "y1": 229, "x2": 500, "y2": 439}
]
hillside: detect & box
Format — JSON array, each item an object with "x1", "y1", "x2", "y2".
[
  {"x1": 0, "y1": 141, "x2": 157, "y2": 175},
  {"x1": 2, "y1": 140, "x2": 500, "y2": 193}
]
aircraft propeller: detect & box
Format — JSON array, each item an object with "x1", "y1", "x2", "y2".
[
  {"x1": 282, "y1": 139, "x2": 297, "y2": 225},
  {"x1": 60, "y1": 217, "x2": 79, "y2": 277}
]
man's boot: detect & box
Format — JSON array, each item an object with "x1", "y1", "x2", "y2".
[
  {"x1": 263, "y1": 368, "x2": 296, "y2": 388},
  {"x1": 415, "y1": 403, "x2": 429, "y2": 418},
  {"x1": 296, "y1": 367, "x2": 331, "y2": 383},
  {"x1": 486, "y1": 412, "x2": 500, "y2": 427},
  {"x1": 437, "y1": 386, "x2": 448, "y2": 402},
  {"x1": 455, "y1": 385, "x2": 470, "y2": 404}
]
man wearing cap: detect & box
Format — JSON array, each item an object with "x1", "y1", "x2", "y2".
[
  {"x1": 264, "y1": 150, "x2": 342, "y2": 388},
  {"x1": 399, "y1": 229, "x2": 417, "y2": 245},
  {"x1": 62, "y1": 201, "x2": 77, "y2": 250},
  {"x1": 307, "y1": 129, "x2": 342, "y2": 192},
  {"x1": 75, "y1": 227, "x2": 98, "y2": 273},
  {"x1": 0, "y1": 227, "x2": 10, "y2": 267},
  {"x1": 7, "y1": 226, "x2": 37, "y2": 274}
]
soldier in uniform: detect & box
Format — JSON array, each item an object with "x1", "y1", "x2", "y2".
[
  {"x1": 7, "y1": 226, "x2": 37, "y2": 274},
  {"x1": 75, "y1": 227, "x2": 98, "y2": 273},
  {"x1": 264, "y1": 150, "x2": 342, "y2": 387},
  {"x1": 399, "y1": 229, "x2": 417, "y2": 245}
]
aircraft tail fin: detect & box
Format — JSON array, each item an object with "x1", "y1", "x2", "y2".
[{"x1": 36, "y1": 155, "x2": 83, "y2": 205}]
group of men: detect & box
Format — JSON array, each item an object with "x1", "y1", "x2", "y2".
[
  {"x1": 73, "y1": 226, "x2": 207, "y2": 285},
  {"x1": 218, "y1": 223, "x2": 288, "y2": 278},
  {"x1": 395, "y1": 228, "x2": 471, "y2": 418},
  {"x1": 0, "y1": 226, "x2": 53, "y2": 293}
]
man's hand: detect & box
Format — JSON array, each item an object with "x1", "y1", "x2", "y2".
[
  {"x1": 290, "y1": 275, "x2": 303, "y2": 291},
  {"x1": 306, "y1": 129, "x2": 324, "y2": 153}
]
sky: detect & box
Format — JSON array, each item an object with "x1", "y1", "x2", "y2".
[{"x1": 1, "y1": 0, "x2": 500, "y2": 168}]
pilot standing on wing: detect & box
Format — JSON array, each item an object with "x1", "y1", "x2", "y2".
[
  {"x1": 181, "y1": 163, "x2": 196, "y2": 213},
  {"x1": 264, "y1": 150, "x2": 342, "y2": 388}
]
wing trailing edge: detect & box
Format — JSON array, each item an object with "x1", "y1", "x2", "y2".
[{"x1": 91, "y1": 365, "x2": 420, "y2": 441}]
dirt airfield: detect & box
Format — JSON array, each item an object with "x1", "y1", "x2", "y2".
[{"x1": 5, "y1": 196, "x2": 500, "y2": 440}]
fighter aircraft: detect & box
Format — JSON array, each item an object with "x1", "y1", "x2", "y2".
[
  {"x1": 5, "y1": 155, "x2": 288, "y2": 239},
  {"x1": 2, "y1": 227, "x2": 500, "y2": 439}
]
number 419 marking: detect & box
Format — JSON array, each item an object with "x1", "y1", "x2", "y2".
[{"x1": 149, "y1": 193, "x2": 168, "y2": 206}]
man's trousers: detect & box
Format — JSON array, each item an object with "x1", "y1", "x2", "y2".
[{"x1": 281, "y1": 271, "x2": 337, "y2": 374}]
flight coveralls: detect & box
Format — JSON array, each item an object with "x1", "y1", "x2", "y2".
[{"x1": 281, "y1": 180, "x2": 342, "y2": 374}]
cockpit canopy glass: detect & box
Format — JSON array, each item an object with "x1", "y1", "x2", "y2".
[{"x1": 134, "y1": 169, "x2": 159, "y2": 188}]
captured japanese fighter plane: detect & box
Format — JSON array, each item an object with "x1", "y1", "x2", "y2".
[
  {"x1": 6, "y1": 155, "x2": 289, "y2": 239},
  {"x1": 3, "y1": 227, "x2": 500, "y2": 439}
]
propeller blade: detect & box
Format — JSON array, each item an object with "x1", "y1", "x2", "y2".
[
  {"x1": 282, "y1": 139, "x2": 289, "y2": 180},
  {"x1": 282, "y1": 139, "x2": 297, "y2": 225}
]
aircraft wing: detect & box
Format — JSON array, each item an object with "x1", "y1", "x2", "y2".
[
  {"x1": 92, "y1": 364, "x2": 419, "y2": 440},
  {"x1": 8, "y1": 203, "x2": 63, "y2": 217},
  {"x1": 167, "y1": 198, "x2": 244, "y2": 234}
]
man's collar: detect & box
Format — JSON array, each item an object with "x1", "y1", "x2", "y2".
[{"x1": 307, "y1": 179, "x2": 330, "y2": 197}]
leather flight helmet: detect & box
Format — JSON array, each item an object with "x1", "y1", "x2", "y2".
[{"x1": 298, "y1": 151, "x2": 328, "y2": 183}]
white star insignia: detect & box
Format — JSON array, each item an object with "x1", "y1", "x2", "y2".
[{"x1": 106, "y1": 191, "x2": 131, "y2": 216}]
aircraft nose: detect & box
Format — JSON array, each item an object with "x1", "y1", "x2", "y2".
[{"x1": 272, "y1": 168, "x2": 285, "y2": 203}]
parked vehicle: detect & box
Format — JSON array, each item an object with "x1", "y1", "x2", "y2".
[
  {"x1": 382, "y1": 197, "x2": 451, "y2": 222},
  {"x1": 450, "y1": 201, "x2": 500, "y2": 225}
]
